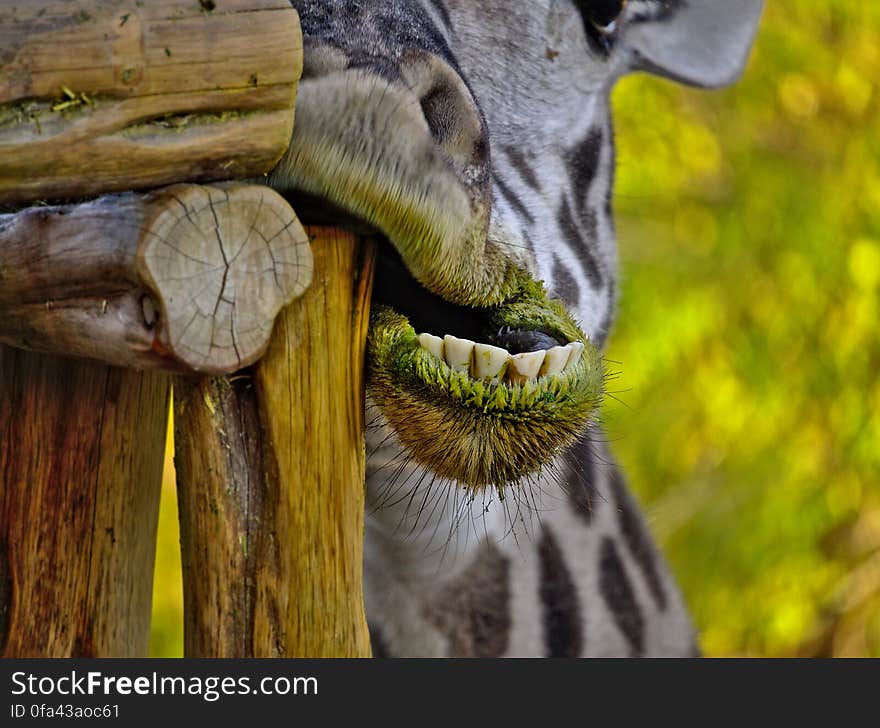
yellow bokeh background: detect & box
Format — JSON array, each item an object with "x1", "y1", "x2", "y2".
[
  {"x1": 606, "y1": 1, "x2": 880, "y2": 656},
  {"x1": 149, "y1": 1, "x2": 880, "y2": 657}
]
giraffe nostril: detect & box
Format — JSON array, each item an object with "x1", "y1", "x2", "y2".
[
  {"x1": 417, "y1": 79, "x2": 489, "y2": 168},
  {"x1": 419, "y1": 82, "x2": 456, "y2": 145},
  {"x1": 402, "y1": 53, "x2": 490, "y2": 177}
]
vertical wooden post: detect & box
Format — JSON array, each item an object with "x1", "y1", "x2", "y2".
[
  {"x1": 174, "y1": 228, "x2": 375, "y2": 657},
  {"x1": 0, "y1": 349, "x2": 169, "y2": 657}
]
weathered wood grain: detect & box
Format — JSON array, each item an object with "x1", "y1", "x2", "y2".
[
  {"x1": 0, "y1": 346, "x2": 170, "y2": 657},
  {"x1": 174, "y1": 227, "x2": 375, "y2": 657},
  {"x1": 0, "y1": 183, "x2": 312, "y2": 373},
  {"x1": 0, "y1": 0, "x2": 302, "y2": 205}
]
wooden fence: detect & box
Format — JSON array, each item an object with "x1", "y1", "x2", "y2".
[{"x1": 0, "y1": 0, "x2": 371, "y2": 658}]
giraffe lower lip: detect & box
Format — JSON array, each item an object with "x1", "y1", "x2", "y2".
[{"x1": 365, "y1": 277, "x2": 605, "y2": 489}]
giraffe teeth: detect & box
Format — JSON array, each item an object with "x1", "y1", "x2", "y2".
[
  {"x1": 508, "y1": 350, "x2": 546, "y2": 383},
  {"x1": 421, "y1": 333, "x2": 582, "y2": 382},
  {"x1": 539, "y1": 344, "x2": 571, "y2": 377},
  {"x1": 443, "y1": 335, "x2": 474, "y2": 373},
  {"x1": 417, "y1": 333, "x2": 444, "y2": 361},
  {"x1": 565, "y1": 341, "x2": 584, "y2": 370},
  {"x1": 471, "y1": 343, "x2": 510, "y2": 379}
]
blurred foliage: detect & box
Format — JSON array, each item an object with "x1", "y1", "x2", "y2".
[
  {"x1": 149, "y1": 1, "x2": 879, "y2": 657},
  {"x1": 606, "y1": 0, "x2": 880, "y2": 656}
]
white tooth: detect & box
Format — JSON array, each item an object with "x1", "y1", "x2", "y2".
[
  {"x1": 443, "y1": 335, "x2": 474, "y2": 373},
  {"x1": 472, "y1": 343, "x2": 510, "y2": 379},
  {"x1": 418, "y1": 333, "x2": 444, "y2": 361},
  {"x1": 508, "y1": 350, "x2": 546, "y2": 383},
  {"x1": 565, "y1": 341, "x2": 585, "y2": 370},
  {"x1": 539, "y1": 345, "x2": 571, "y2": 377}
]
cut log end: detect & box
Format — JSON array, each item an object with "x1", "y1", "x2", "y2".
[
  {"x1": 0, "y1": 183, "x2": 313, "y2": 374},
  {"x1": 140, "y1": 184, "x2": 313, "y2": 373}
]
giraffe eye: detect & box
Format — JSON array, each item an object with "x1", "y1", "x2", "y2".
[{"x1": 581, "y1": 0, "x2": 627, "y2": 34}]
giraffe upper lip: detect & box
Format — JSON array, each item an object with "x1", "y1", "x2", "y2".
[
  {"x1": 371, "y1": 239, "x2": 566, "y2": 352},
  {"x1": 268, "y1": 71, "x2": 521, "y2": 309}
]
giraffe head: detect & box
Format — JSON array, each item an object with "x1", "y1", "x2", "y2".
[{"x1": 270, "y1": 0, "x2": 763, "y2": 489}]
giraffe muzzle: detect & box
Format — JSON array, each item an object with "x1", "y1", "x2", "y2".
[
  {"x1": 265, "y1": 10, "x2": 606, "y2": 489},
  {"x1": 269, "y1": 44, "x2": 519, "y2": 308}
]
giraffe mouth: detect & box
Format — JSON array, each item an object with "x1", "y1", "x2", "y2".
[
  {"x1": 289, "y1": 203, "x2": 605, "y2": 489},
  {"x1": 372, "y1": 242, "x2": 584, "y2": 378},
  {"x1": 366, "y1": 242, "x2": 605, "y2": 491}
]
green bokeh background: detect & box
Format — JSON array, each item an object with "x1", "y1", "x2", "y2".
[{"x1": 149, "y1": 1, "x2": 880, "y2": 657}]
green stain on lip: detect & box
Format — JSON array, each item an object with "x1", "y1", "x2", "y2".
[
  {"x1": 370, "y1": 308, "x2": 603, "y2": 418},
  {"x1": 366, "y1": 276, "x2": 606, "y2": 489}
]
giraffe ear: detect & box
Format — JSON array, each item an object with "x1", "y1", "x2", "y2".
[{"x1": 620, "y1": 0, "x2": 764, "y2": 88}]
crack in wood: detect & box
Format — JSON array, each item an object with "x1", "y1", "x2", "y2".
[{"x1": 0, "y1": 183, "x2": 312, "y2": 374}]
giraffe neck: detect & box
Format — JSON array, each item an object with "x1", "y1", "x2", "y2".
[{"x1": 364, "y1": 433, "x2": 698, "y2": 657}]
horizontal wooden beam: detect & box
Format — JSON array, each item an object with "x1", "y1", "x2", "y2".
[
  {"x1": 0, "y1": 0, "x2": 302, "y2": 205},
  {"x1": 0, "y1": 183, "x2": 313, "y2": 374}
]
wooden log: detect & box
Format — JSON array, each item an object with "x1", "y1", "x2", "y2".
[
  {"x1": 0, "y1": 347, "x2": 169, "y2": 656},
  {"x1": 174, "y1": 227, "x2": 375, "y2": 657},
  {"x1": 0, "y1": 183, "x2": 312, "y2": 374},
  {"x1": 0, "y1": 0, "x2": 302, "y2": 205}
]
